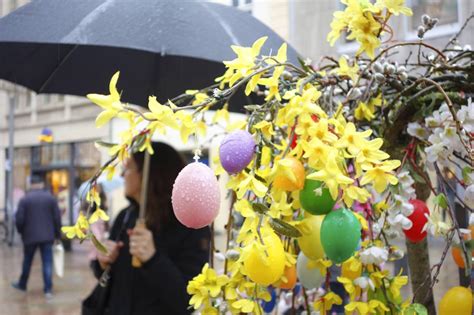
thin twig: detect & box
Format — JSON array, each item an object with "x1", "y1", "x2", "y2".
[{"x1": 443, "y1": 13, "x2": 474, "y2": 50}]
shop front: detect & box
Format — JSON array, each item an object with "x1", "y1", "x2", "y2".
[{"x1": 5, "y1": 141, "x2": 102, "y2": 235}]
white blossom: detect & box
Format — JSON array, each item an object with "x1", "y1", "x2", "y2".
[
  {"x1": 464, "y1": 185, "x2": 474, "y2": 209},
  {"x1": 388, "y1": 213, "x2": 413, "y2": 231},
  {"x1": 442, "y1": 126, "x2": 465, "y2": 153},
  {"x1": 354, "y1": 277, "x2": 375, "y2": 291},
  {"x1": 407, "y1": 122, "x2": 428, "y2": 140},
  {"x1": 372, "y1": 220, "x2": 382, "y2": 235},
  {"x1": 359, "y1": 246, "x2": 389, "y2": 265},
  {"x1": 390, "y1": 195, "x2": 415, "y2": 216},
  {"x1": 303, "y1": 57, "x2": 313, "y2": 66},
  {"x1": 397, "y1": 171, "x2": 414, "y2": 186},
  {"x1": 422, "y1": 210, "x2": 451, "y2": 237},
  {"x1": 397, "y1": 171, "x2": 416, "y2": 200},
  {"x1": 425, "y1": 140, "x2": 450, "y2": 164},
  {"x1": 425, "y1": 105, "x2": 452, "y2": 128},
  {"x1": 457, "y1": 99, "x2": 474, "y2": 133}
]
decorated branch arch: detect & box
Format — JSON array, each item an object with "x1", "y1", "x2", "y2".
[{"x1": 63, "y1": 1, "x2": 473, "y2": 314}]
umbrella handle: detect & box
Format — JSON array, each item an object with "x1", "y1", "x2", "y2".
[
  {"x1": 131, "y1": 219, "x2": 145, "y2": 268},
  {"x1": 132, "y1": 151, "x2": 151, "y2": 268}
]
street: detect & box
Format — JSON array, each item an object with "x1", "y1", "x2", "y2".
[
  {"x1": 0, "y1": 235, "x2": 465, "y2": 314},
  {"x1": 0, "y1": 242, "x2": 95, "y2": 315}
]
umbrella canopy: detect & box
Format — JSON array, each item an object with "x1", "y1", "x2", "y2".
[{"x1": 0, "y1": 0, "x2": 299, "y2": 112}]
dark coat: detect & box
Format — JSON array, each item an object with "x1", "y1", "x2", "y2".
[
  {"x1": 91, "y1": 205, "x2": 210, "y2": 315},
  {"x1": 15, "y1": 188, "x2": 61, "y2": 245}
]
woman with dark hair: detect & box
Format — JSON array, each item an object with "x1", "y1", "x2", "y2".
[{"x1": 89, "y1": 142, "x2": 210, "y2": 315}]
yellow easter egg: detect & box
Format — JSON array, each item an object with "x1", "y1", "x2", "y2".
[
  {"x1": 243, "y1": 231, "x2": 286, "y2": 286},
  {"x1": 298, "y1": 214, "x2": 325, "y2": 260},
  {"x1": 439, "y1": 286, "x2": 472, "y2": 315}
]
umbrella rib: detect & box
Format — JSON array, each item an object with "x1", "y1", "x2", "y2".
[
  {"x1": 199, "y1": 2, "x2": 241, "y2": 46},
  {"x1": 39, "y1": 44, "x2": 78, "y2": 93}
]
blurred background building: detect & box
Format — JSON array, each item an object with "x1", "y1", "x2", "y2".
[{"x1": 1, "y1": 0, "x2": 472, "y2": 234}]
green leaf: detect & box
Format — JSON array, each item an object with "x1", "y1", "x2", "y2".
[
  {"x1": 464, "y1": 248, "x2": 472, "y2": 277},
  {"x1": 434, "y1": 193, "x2": 448, "y2": 209},
  {"x1": 91, "y1": 234, "x2": 108, "y2": 255},
  {"x1": 462, "y1": 166, "x2": 472, "y2": 185},
  {"x1": 252, "y1": 203, "x2": 269, "y2": 215},
  {"x1": 131, "y1": 134, "x2": 147, "y2": 153},
  {"x1": 269, "y1": 218, "x2": 302, "y2": 238},
  {"x1": 404, "y1": 303, "x2": 428, "y2": 315},
  {"x1": 95, "y1": 140, "x2": 118, "y2": 148}
]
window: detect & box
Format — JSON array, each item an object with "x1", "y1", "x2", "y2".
[{"x1": 406, "y1": 0, "x2": 460, "y2": 39}]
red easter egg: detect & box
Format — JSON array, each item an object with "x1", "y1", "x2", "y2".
[{"x1": 403, "y1": 199, "x2": 429, "y2": 243}]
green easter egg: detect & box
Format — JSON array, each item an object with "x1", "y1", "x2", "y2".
[
  {"x1": 299, "y1": 179, "x2": 336, "y2": 215},
  {"x1": 321, "y1": 208, "x2": 361, "y2": 264}
]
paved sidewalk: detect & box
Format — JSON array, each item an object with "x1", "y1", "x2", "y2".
[
  {"x1": 0, "y1": 242, "x2": 96, "y2": 315},
  {"x1": 0, "y1": 235, "x2": 465, "y2": 314}
]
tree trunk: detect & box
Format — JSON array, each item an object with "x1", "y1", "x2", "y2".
[
  {"x1": 383, "y1": 142, "x2": 437, "y2": 313},
  {"x1": 405, "y1": 239, "x2": 436, "y2": 314},
  {"x1": 404, "y1": 179, "x2": 436, "y2": 314}
]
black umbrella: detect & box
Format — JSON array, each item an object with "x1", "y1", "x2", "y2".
[{"x1": 0, "y1": 0, "x2": 299, "y2": 112}]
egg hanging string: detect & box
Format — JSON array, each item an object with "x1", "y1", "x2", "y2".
[{"x1": 132, "y1": 150, "x2": 151, "y2": 268}]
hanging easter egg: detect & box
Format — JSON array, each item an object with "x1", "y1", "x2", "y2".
[
  {"x1": 452, "y1": 225, "x2": 474, "y2": 268},
  {"x1": 276, "y1": 264, "x2": 297, "y2": 290},
  {"x1": 321, "y1": 208, "x2": 361, "y2": 264},
  {"x1": 172, "y1": 162, "x2": 220, "y2": 229},
  {"x1": 298, "y1": 214, "x2": 325, "y2": 260},
  {"x1": 299, "y1": 179, "x2": 335, "y2": 215},
  {"x1": 296, "y1": 252, "x2": 324, "y2": 289},
  {"x1": 219, "y1": 130, "x2": 255, "y2": 174},
  {"x1": 261, "y1": 288, "x2": 277, "y2": 313},
  {"x1": 243, "y1": 231, "x2": 286, "y2": 286},
  {"x1": 439, "y1": 286, "x2": 473, "y2": 315},
  {"x1": 274, "y1": 157, "x2": 305, "y2": 191},
  {"x1": 403, "y1": 199, "x2": 429, "y2": 243}
]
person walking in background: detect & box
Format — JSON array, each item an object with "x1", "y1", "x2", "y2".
[{"x1": 11, "y1": 174, "x2": 62, "y2": 299}]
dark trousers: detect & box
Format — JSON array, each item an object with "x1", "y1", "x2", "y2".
[{"x1": 18, "y1": 241, "x2": 53, "y2": 293}]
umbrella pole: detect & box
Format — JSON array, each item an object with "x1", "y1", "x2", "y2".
[{"x1": 132, "y1": 150, "x2": 151, "y2": 268}]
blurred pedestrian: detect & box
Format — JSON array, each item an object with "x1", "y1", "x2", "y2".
[
  {"x1": 83, "y1": 142, "x2": 210, "y2": 315},
  {"x1": 11, "y1": 174, "x2": 62, "y2": 299}
]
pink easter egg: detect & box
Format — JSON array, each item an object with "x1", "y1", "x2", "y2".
[
  {"x1": 219, "y1": 130, "x2": 255, "y2": 174},
  {"x1": 172, "y1": 162, "x2": 220, "y2": 229}
]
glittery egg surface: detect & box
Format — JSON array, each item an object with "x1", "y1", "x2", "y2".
[
  {"x1": 219, "y1": 130, "x2": 255, "y2": 174},
  {"x1": 172, "y1": 162, "x2": 220, "y2": 229}
]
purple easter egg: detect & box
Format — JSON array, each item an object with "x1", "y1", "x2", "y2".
[
  {"x1": 172, "y1": 162, "x2": 220, "y2": 229},
  {"x1": 219, "y1": 130, "x2": 255, "y2": 174}
]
